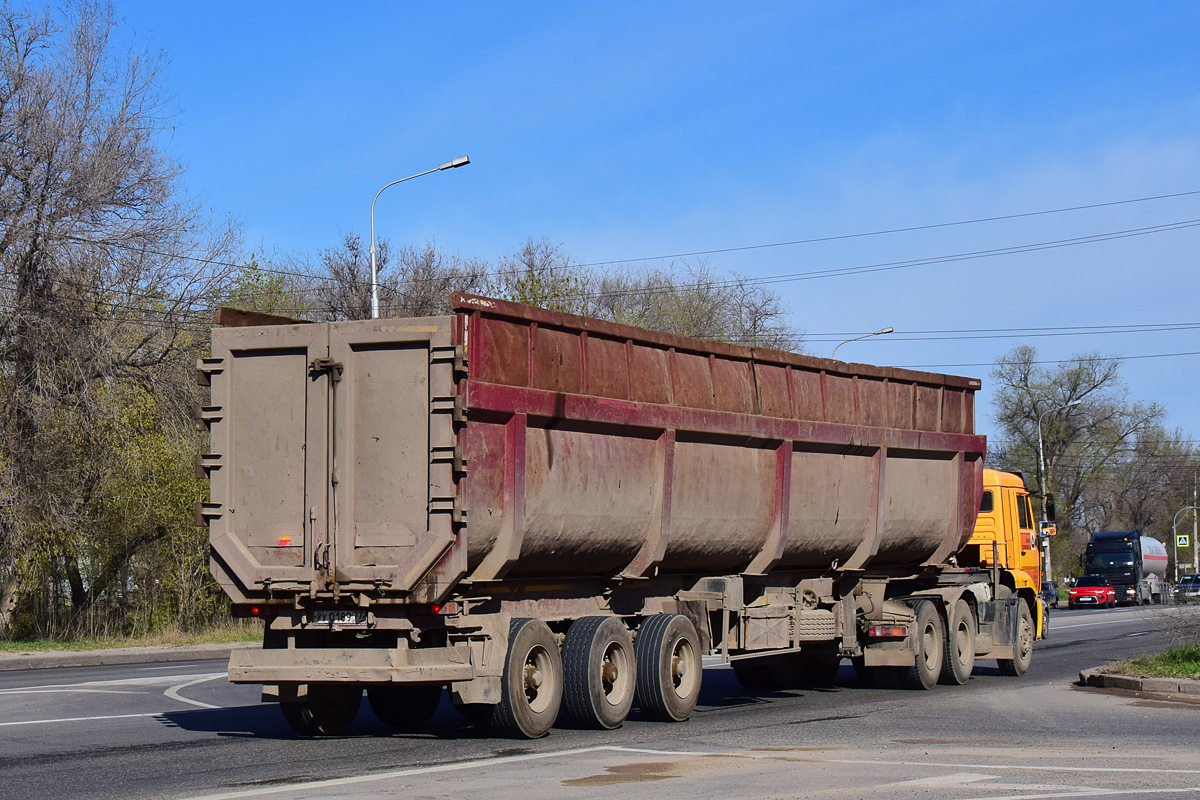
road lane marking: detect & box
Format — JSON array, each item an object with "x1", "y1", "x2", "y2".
[
  {"x1": 0, "y1": 712, "x2": 167, "y2": 727},
  {"x1": 1052, "y1": 619, "x2": 1154, "y2": 631},
  {"x1": 0, "y1": 672, "x2": 225, "y2": 694},
  {"x1": 176, "y1": 745, "x2": 1200, "y2": 800},
  {"x1": 165, "y1": 675, "x2": 224, "y2": 709},
  {"x1": 830, "y1": 758, "x2": 1200, "y2": 775},
  {"x1": 954, "y1": 789, "x2": 1200, "y2": 799},
  {"x1": 178, "y1": 745, "x2": 712, "y2": 800}
]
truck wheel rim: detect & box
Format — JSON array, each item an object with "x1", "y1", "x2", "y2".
[
  {"x1": 670, "y1": 636, "x2": 698, "y2": 699},
  {"x1": 602, "y1": 640, "x2": 632, "y2": 707},
  {"x1": 921, "y1": 622, "x2": 939, "y2": 669},
  {"x1": 523, "y1": 645, "x2": 557, "y2": 713}
]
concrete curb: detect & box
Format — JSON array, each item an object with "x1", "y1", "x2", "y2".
[
  {"x1": 0, "y1": 642, "x2": 256, "y2": 672},
  {"x1": 1078, "y1": 667, "x2": 1200, "y2": 699}
]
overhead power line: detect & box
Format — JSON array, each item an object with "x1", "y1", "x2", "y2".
[
  {"x1": 574, "y1": 188, "x2": 1200, "y2": 268},
  {"x1": 43, "y1": 187, "x2": 1200, "y2": 290},
  {"x1": 898, "y1": 350, "x2": 1200, "y2": 369}
]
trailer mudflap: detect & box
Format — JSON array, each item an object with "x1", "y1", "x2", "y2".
[{"x1": 228, "y1": 644, "x2": 474, "y2": 685}]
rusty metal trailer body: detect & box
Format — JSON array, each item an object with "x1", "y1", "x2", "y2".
[{"x1": 202, "y1": 295, "x2": 1038, "y2": 738}]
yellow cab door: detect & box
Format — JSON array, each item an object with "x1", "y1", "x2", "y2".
[{"x1": 1008, "y1": 489, "x2": 1041, "y2": 586}]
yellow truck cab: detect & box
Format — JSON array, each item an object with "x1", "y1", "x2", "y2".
[{"x1": 965, "y1": 468, "x2": 1048, "y2": 638}]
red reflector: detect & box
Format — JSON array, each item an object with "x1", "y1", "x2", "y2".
[
  {"x1": 432, "y1": 602, "x2": 460, "y2": 615},
  {"x1": 868, "y1": 624, "x2": 909, "y2": 638},
  {"x1": 250, "y1": 606, "x2": 261, "y2": 616}
]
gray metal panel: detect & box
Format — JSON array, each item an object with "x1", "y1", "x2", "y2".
[
  {"x1": 208, "y1": 324, "x2": 328, "y2": 591},
  {"x1": 328, "y1": 317, "x2": 458, "y2": 590}
]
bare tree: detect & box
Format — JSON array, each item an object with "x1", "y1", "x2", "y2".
[
  {"x1": 487, "y1": 238, "x2": 589, "y2": 314},
  {"x1": 304, "y1": 232, "x2": 375, "y2": 320},
  {"x1": 299, "y1": 235, "x2": 805, "y2": 351},
  {"x1": 587, "y1": 262, "x2": 804, "y2": 351},
  {"x1": 386, "y1": 241, "x2": 488, "y2": 317},
  {"x1": 989, "y1": 345, "x2": 1184, "y2": 578},
  {"x1": 0, "y1": 2, "x2": 238, "y2": 637}
]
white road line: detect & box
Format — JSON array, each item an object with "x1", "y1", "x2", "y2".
[
  {"x1": 1052, "y1": 619, "x2": 1153, "y2": 631},
  {"x1": 0, "y1": 672, "x2": 225, "y2": 694},
  {"x1": 177, "y1": 745, "x2": 1200, "y2": 800},
  {"x1": 830, "y1": 758, "x2": 1200, "y2": 775},
  {"x1": 952, "y1": 789, "x2": 1200, "y2": 800},
  {"x1": 178, "y1": 745, "x2": 709, "y2": 800},
  {"x1": 165, "y1": 675, "x2": 224, "y2": 709},
  {"x1": 0, "y1": 712, "x2": 167, "y2": 727}
]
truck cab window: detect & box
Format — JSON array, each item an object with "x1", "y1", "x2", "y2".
[
  {"x1": 1017, "y1": 495, "x2": 1031, "y2": 530},
  {"x1": 980, "y1": 491, "x2": 994, "y2": 513}
]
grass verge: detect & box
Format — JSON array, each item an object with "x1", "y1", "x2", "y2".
[
  {"x1": 1105, "y1": 642, "x2": 1200, "y2": 680},
  {"x1": 0, "y1": 622, "x2": 262, "y2": 653}
]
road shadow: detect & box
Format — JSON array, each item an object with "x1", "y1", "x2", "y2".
[{"x1": 155, "y1": 663, "x2": 862, "y2": 740}]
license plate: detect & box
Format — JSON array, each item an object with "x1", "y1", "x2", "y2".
[{"x1": 312, "y1": 610, "x2": 367, "y2": 626}]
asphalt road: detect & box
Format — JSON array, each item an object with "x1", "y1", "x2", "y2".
[{"x1": 1, "y1": 604, "x2": 1197, "y2": 800}]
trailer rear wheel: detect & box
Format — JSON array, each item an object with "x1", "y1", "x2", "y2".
[
  {"x1": 562, "y1": 616, "x2": 636, "y2": 729},
  {"x1": 367, "y1": 684, "x2": 442, "y2": 728},
  {"x1": 635, "y1": 614, "x2": 701, "y2": 721},
  {"x1": 899, "y1": 599, "x2": 944, "y2": 690},
  {"x1": 998, "y1": 601, "x2": 1034, "y2": 676},
  {"x1": 280, "y1": 684, "x2": 362, "y2": 736},
  {"x1": 939, "y1": 598, "x2": 975, "y2": 686},
  {"x1": 490, "y1": 618, "x2": 563, "y2": 739}
]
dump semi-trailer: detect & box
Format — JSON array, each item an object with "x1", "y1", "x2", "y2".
[
  {"x1": 200, "y1": 295, "x2": 1044, "y2": 739},
  {"x1": 1082, "y1": 531, "x2": 1168, "y2": 605}
]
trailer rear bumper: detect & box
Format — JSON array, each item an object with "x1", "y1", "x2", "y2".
[{"x1": 228, "y1": 645, "x2": 475, "y2": 685}]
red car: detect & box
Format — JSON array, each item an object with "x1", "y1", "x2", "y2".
[{"x1": 1069, "y1": 575, "x2": 1116, "y2": 609}]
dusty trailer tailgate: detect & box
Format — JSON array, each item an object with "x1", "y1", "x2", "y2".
[{"x1": 206, "y1": 316, "x2": 460, "y2": 600}]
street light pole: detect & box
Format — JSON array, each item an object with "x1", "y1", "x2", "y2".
[
  {"x1": 369, "y1": 155, "x2": 470, "y2": 319},
  {"x1": 831, "y1": 327, "x2": 894, "y2": 359},
  {"x1": 1037, "y1": 399, "x2": 1082, "y2": 582},
  {"x1": 1173, "y1": 506, "x2": 1199, "y2": 582}
]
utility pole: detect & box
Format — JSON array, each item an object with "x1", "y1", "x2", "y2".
[
  {"x1": 1038, "y1": 399, "x2": 1081, "y2": 583},
  {"x1": 1193, "y1": 471, "x2": 1198, "y2": 574}
]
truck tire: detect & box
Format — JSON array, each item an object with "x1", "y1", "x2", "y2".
[
  {"x1": 490, "y1": 618, "x2": 563, "y2": 739},
  {"x1": 899, "y1": 599, "x2": 944, "y2": 690},
  {"x1": 939, "y1": 598, "x2": 976, "y2": 686},
  {"x1": 280, "y1": 684, "x2": 362, "y2": 736},
  {"x1": 635, "y1": 614, "x2": 701, "y2": 722},
  {"x1": 562, "y1": 616, "x2": 636, "y2": 729},
  {"x1": 998, "y1": 600, "x2": 1034, "y2": 677},
  {"x1": 367, "y1": 684, "x2": 442, "y2": 728}
]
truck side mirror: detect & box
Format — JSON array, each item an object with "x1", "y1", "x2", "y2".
[{"x1": 1044, "y1": 493, "x2": 1056, "y2": 522}]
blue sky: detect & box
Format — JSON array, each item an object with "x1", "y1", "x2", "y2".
[{"x1": 105, "y1": 1, "x2": 1200, "y2": 440}]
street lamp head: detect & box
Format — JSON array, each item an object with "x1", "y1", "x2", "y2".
[
  {"x1": 875, "y1": 327, "x2": 894, "y2": 336},
  {"x1": 439, "y1": 155, "x2": 471, "y2": 170},
  {"x1": 1064, "y1": 398, "x2": 1082, "y2": 409}
]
